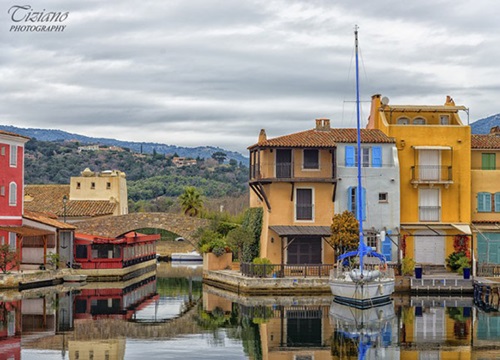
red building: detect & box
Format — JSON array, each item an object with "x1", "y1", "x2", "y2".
[
  {"x1": 74, "y1": 231, "x2": 159, "y2": 269},
  {"x1": 0, "y1": 131, "x2": 30, "y2": 270}
]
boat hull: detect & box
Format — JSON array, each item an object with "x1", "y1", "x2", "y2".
[{"x1": 329, "y1": 278, "x2": 395, "y2": 309}]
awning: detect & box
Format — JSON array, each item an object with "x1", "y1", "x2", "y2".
[
  {"x1": 0, "y1": 226, "x2": 53, "y2": 236},
  {"x1": 412, "y1": 146, "x2": 452, "y2": 150},
  {"x1": 451, "y1": 223, "x2": 472, "y2": 235},
  {"x1": 269, "y1": 225, "x2": 331, "y2": 237}
]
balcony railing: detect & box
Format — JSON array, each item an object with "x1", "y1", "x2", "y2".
[
  {"x1": 249, "y1": 161, "x2": 336, "y2": 182},
  {"x1": 477, "y1": 263, "x2": 500, "y2": 277},
  {"x1": 241, "y1": 262, "x2": 334, "y2": 278},
  {"x1": 411, "y1": 165, "x2": 452, "y2": 184},
  {"x1": 419, "y1": 206, "x2": 441, "y2": 222}
]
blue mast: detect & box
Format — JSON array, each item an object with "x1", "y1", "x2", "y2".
[{"x1": 354, "y1": 25, "x2": 365, "y2": 274}]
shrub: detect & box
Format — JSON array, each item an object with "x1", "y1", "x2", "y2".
[
  {"x1": 252, "y1": 257, "x2": 274, "y2": 277},
  {"x1": 401, "y1": 257, "x2": 416, "y2": 276}
]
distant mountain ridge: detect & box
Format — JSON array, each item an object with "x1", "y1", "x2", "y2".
[
  {"x1": 0, "y1": 125, "x2": 248, "y2": 164},
  {"x1": 470, "y1": 114, "x2": 500, "y2": 134}
]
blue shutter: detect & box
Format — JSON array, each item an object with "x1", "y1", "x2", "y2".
[
  {"x1": 496, "y1": 193, "x2": 500, "y2": 212},
  {"x1": 361, "y1": 187, "x2": 366, "y2": 220},
  {"x1": 478, "y1": 192, "x2": 492, "y2": 212},
  {"x1": 372, "y1": 146, "x2": 382, "y2": 167},
  {"x1": 345, "y1": 146, "x2": 355, "y2": 167},
  {"x1": 382, "y1": 230, "x2": 392, "y2": 261},
  {"x1": 347, "y1": 186, "x2": 353, "y2": 212}
]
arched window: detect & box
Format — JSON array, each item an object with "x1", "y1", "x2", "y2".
[
  {"x1": 9, "y1": 182, "x2": 17, "y2": 206},
  {"x1": 396, "y1": 117, "x2": 409, "y2": 125}
]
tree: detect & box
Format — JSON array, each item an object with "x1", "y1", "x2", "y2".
[
  {"x1": 226, "y1": 226, "x2": 254, "y2": 261},
  {"x1": 0, "y1": 245, "x2": 17, "y2": 274},
  {"x1": 211, "y1": 151, "x2": 227, "y2": 164},
  {"x1": 326, "y1": 210, "x2": 359, "y2": 258},
  {"x1": 179, "y1": 186, "x2": 204, "y2": 217}
]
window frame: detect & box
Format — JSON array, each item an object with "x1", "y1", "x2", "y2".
[
  {"x1": 9, "y1": 182, "x2": 17, "y2": 206},
  {"x1": 482, "y1": 153, "x2": 496, "y2": 170},
  {"x1": 295, "y1": 187, "x2": 314, "y2": 221},
  {"x1": 302, "y1": 149, "x2": 319, "y2": 170},
  {"x1": 347, "y1": 186, "x2": 366, "y2": 220},
  {"x1": 9, "y1": 232, "x2": 16, "y2": 251},
  {"x1": 9, "y1": 145, "x2": 17, "y2": 167},
  {"x1": 379, "y1": 192, "x2": 388, "y2": 203}
]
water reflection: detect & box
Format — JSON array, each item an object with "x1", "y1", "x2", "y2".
[{"x1": 0, "y1": 264, "x2": 500, "y2": 359}]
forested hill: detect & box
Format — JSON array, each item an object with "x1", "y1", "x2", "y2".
[
  {"x1": 0, "y1": 125, "x2": 248, "y2": 165},
  {"x1": 23, "y1": 138, "x2": 249, "y2": 211}
]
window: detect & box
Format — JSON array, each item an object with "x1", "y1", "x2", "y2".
[
  {"x1": 106, "y1": 182, "x2": 111, "y2": 189},
  {"x1": 91, "y1": 182, "x2": 95, "y2": 189},
  {"x1": 9, "y1": 233, "x2": 16, "y2": 250},
  {"x1": 1, "y1": 146, "x2": 4, "y2": 155},
  {"x1": 0, "y1": 236, "x2": 4, "y2": 245},
  {"x1": 365, "y1": 230, "x2": 377, "y2": 250},
  {"x1": 296, "y1": 188, "x2": 313, "y2": 221},
  {"x1": 9, "y1": 182, "x2": 16, "y2": 206},
  {"x1": 412, "y1": 117, "x2": 426, "y2": 125},
  {"x1": 496, "y1": 193, "x2": 500, "y2": 212},
  {"x1": 419, "y1": 188, "x2": 440, "y2": 221},
  {"x1": 478, "y1": 192, "x2": 492, "y2": 212},
  {"x1": 76, "y1": 182, "x2": 81, "y2": 189},
  {"x1": 379, "y1": 192, "x2": 388, "y2": 202},
  {"x1": 345, "y1": 146, "x2": 382, "y2": 167},
  {"x1": 76, "y1": 245, "x2": 88, "y2": 259},
  {"x1": 440, "y1": 115, "x2": 449, "y2": 125},
  {"x1": 347, "y1": 187, "x2": 366, "y2": 220},
  {"x1": 0, "y1": 186, "x2": 4, "y2": 196},
  {"x1": 482, "y1": 153, "x2": 496, "y2": 170},
  {"x1": 303, "y1": 149, "x2": 319, "y2": 169},
  {"x1": 9, "y1": 145, "x2": 17, "y2": 167},
  {"x1": 397, "y1": 117, "x2": 410, "y2": 125}
]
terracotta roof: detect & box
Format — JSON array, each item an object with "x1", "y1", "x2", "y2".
[
  {"x1": 471, "y1": 134, "x2": 500, "y2": 149},
  {"x1": 23, "y1": 210, "x2": 76, "y2": 230},
  {"x1": 248, "y1": 128, "x2": 394, "y2": 150},
  {"x1": 0, "y1": 226, "x2": 52, "y2": 236},
  {"x1": 0, "y1": 130, "x2": 30, "y2": 140},
  {"x1": 24, "y1": 184, "x2": 116, "y2": 218},
  {"x1": 65, "y1": 200, "x2": 116, "y2": 217}
]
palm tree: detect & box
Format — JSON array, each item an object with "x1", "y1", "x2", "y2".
[{"x1": 179, "y1": 186, "x2": 203, "y2": 217}]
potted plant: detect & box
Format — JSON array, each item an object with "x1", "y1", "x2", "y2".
[{"x1": 401, "y1": 257, "x2": 416, "y2": 276}]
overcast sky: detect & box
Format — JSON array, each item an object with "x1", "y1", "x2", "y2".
[{"x1": 2, "y1": 0, "x2": 499, "y2": 154}]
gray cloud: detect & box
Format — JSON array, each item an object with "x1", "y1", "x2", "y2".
[{"x1": 1, "y1": 0, "x2": 499, "y2": 154}]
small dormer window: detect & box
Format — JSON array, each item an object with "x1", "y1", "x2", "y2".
[
  {"x1": 397, "y1": 117, "x2": 409, "y2": 125},
  {"x1": 91, "y1": 182, "x2": 95, "y2": 189},
  {"x1": 76, "y1": 182, "x2": 81, "y2": 189},
  {"x1": 440, "y1": 115, "x2": 449, "y2": 125},
  {"x1": 412, "y1": 117, "x2": 426, "y2": 125},
  {"x1": 106, "y1": 182, "x2": 111, "y2": 189}
]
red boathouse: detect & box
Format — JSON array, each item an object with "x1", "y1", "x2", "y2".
[{"x1": 74, "y1": 231, "x2": 159, "y2": 270}]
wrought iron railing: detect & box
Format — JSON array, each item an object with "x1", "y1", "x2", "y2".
[
  {"x1": 249, "y1": 161, "x2": 336, "y2": 181},
  {"x1": 411, "y1": 165, "x2": 453, "y2": 182},
  {"x1": 240, "y1": 263, "x2": 334, "y2": 278},
  {"x1": 477, "y1": 263, "x2": 500, "y2": 277}
]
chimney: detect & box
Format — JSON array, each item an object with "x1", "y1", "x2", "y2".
[
  {"x1": 315, "y1": 118, "x2": 331, "y2": 131},
  {"x1": 258, "y1": 129, "x2": 267, "y2": 142},
  {"x1": 445, "y1": 95, "x2": 455, "y2": 106}
]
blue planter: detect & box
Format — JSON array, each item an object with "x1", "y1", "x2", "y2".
[
  {"x1": 463, "y1": 268, "x2": 471, "y2": 279},
  {"x1": 415, "y1": 267, "x2": 423, "y2": 279}
]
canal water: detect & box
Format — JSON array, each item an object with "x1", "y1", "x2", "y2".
[{"x1": 1, "y1": 262, "x2": 499, "y2": 360}]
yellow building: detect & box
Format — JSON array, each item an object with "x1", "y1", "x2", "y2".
[
  {"x1": 69, "y1": 168, "x2": 128, "y2": 216},
  {"x1": 248, "y1": 118, "x2": 397, "y2": 265},
  {"x1": 367, "y1": 95, "x2": 472, "y2": 266},
  {"x1": 471, "y1": 126, "x2": 500, "y2": 266}
]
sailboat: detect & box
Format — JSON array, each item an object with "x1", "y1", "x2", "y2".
[{"x1": 328, "y1": 26, "x2": 395, "y2": 309}]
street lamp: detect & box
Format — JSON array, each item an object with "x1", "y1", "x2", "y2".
[{"x1": 62, "y1": 195, "x2": 68, "y2": 223}]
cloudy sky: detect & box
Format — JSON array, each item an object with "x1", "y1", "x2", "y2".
[{"x1": 1, "y1": 0, "x2": 499, "y2": 154}]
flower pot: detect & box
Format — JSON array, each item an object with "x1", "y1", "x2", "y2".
[
  {"x1": 415, "y1": 267, "x2": 422, "y2": 279},
  {"x1": 463, "y1": 267, "x2": 471, "y2": 279}
]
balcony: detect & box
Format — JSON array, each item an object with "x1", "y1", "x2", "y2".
[
  {"x1": 249, "y1": 161, "x2": 337, "y2": 183},
  {"x1": 411, "y1": 165, "x2": 453, "y2": 187}
]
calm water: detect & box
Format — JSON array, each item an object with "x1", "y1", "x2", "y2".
[{"x1": 1, "y1": 262, "x2": 499, "y2": 360}]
